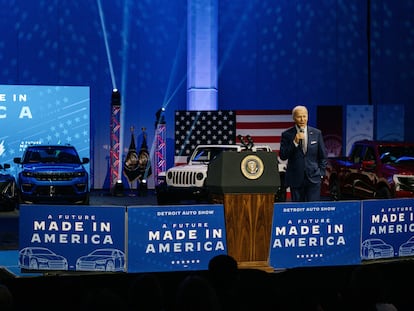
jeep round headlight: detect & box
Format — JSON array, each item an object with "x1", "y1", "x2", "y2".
[
  {"x1": 167, "y1": 172, "x2": 173, "y2": 179},
  {"x1": 196, "y1": 173, "x2": 204, "y2": 180}
]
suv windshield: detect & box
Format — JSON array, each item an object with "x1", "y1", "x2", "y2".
[
  {"x1": 379, "y1": 146, "x2": 414, "y2": 164},
  {"x1": 23, "y1": 146, "x2": 81, "y2": 164},
  {"x1": 192, "y1": 147, "x2": 238, "y2": 163}
]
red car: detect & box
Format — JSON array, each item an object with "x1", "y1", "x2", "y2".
[{"x1": 322, "y1": 140, "x2": 414, "y2": 200}]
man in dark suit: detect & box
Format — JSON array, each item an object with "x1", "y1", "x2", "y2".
[{"x1": 279, "y1": 105, "x2": 327, "y2": 202}]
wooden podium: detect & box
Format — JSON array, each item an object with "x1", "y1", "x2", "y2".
[{"x1": 206, "y1": 150, "x2": 280, "y2": 272}]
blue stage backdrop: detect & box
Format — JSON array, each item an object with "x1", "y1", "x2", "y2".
[{"x1": 1, "y1": 2, "x2": 414, "y2": 189}]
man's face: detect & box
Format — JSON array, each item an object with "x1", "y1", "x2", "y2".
[{"x1": 293, "y1": 108, "x2": 308, "y2": 128}]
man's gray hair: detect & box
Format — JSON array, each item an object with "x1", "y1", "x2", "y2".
[{"x1": 292, "y1": 105, "x2": 308, "y2": 118}]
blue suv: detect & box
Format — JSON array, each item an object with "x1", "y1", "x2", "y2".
[{"x1": 13, "y1": 145, "x2": 90, "y2": 205}]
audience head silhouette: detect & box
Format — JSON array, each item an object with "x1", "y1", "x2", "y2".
[
  {"x1": 128, "y1": 273, "x2": 165, "y2": 311},
  {"x1": 175, "y1": 274, "x2": 221, "y2": 311}
]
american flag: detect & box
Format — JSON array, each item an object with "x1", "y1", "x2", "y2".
[{"x1": 174, "y1": 110, "x2": 294, "y2": 165}]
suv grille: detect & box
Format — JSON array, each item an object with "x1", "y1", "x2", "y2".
[
  {"x1": 170, "y1": 171, "x2": 197, "y2": 186},
  {"x1": 32, "y1": 172, "x2": 82, "y2": 181},
  {"x1": 36, "y1": 185, "x2": 77, "y2": 196}
]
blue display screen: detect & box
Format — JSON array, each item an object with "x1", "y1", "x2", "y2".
[{"x1": 0, "y1": 84, "x2": 90, "y2": 178}]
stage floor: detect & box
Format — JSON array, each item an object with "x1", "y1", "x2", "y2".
[{"x1": 87, "y1": 188, "x2": 159, "y2": 206}]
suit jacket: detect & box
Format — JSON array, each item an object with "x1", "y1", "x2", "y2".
[{"x1": 279, "y1": 126, "x2": 327, "y2": 188}]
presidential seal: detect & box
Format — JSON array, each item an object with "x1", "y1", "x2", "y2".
[{"x1": 241, "y1": 154, "x2": 264, "y2": 180}]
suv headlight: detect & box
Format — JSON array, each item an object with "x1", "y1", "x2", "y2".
[{"x1": 393, "y1": 174, "x2": 414, "y2": 191}]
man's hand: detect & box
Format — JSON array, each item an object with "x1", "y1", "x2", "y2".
[{"x1": 295, "y1": 131, "x2": 305, "y2": 144}]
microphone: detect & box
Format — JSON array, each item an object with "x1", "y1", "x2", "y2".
[
  {"x1": 299, "y1": 128, "x2": 304, "y2": 149},
  {"x1": 246, "y1": 135, "x2": 254, "y2": 149},
  {"x1": 238, "y1": 135, "x2": 248, "y2": 149}
]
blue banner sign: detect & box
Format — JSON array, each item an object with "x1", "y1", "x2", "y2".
[
  {"x1": 361, "y1": 198, "x2": 414, "y2": 261},
  {"x1": 19, "y1": 204, "x2": 126, "y2": 272},
  {"x1": 269, "y1": 201, "x2": 361, "y2": 269},
  {"x1": 127, "y1": 204, "x2": 227, "y2": 273}
]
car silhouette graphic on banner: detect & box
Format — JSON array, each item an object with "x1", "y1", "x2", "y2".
[
  {"x1": 75, "y1": 248, "x2": 126, "y2": 272},
  {"x1": 361, "y1": 238, "x2": 394, "y2": 260},
  {"x1": 18, "y1": 247, "x2": 68, "y2": 270},
  {"x1": 398, "y1": 236, "x2": 414, "y2": 257}
]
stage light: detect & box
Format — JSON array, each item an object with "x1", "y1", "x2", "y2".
[
  {"x1": 111, "y1": 89, "x2": 121, "y2": 106},
  {"x1": 112, "y1": 179, "x2": 124, "y2": 197},
  {"x1": 155, "y1": 107, "x2": 166, "y2": 127},
  {"x1": 139, "y1": 178, "x2": 148, "y2": 197}
]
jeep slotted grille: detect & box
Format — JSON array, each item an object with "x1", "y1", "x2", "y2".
[{"x1": 172, "y1": 171, "x2": 197, "y2": 186}]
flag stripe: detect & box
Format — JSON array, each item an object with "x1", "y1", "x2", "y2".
[
  {"x1": 174, "y1": 156, "x2": 189, "y2": 165},
  {"x1": 236, "y1": 136, "x2": 281, "y2": 143},
  {"x1": 235, "y1": 110, "x2": 294, "y2": 154},
  {"x1": 236, "y1": 115, "x2": 293, "y2": 123},
  {"x1": 236, "y1": 129, "x2": 287, "y2": 137},
  {"x1": 232, "y1": 142, "x2": 281, "y2": 151},
  {"x1": 235, "y1": 121, "x2": 294, "y2": 129},
  {"x1": 236, "y1": 109, "x2": 292, "y2": 115}
]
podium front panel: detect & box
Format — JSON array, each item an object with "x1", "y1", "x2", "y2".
[{"x1": 206, "y1": 150, "x2": 280, "y2": 194}]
